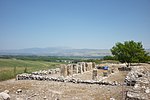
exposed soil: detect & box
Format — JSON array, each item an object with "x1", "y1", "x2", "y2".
[
  {"x1": 0, "y1": 79, "x2": 127, "y2": 100},
  {"x1": 1, "y1": 63, "x2": 149, "y2": 100}
]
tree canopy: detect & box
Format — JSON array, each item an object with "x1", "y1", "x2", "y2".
[{"x1": 111, "y1": 40, "x2": 149, "y2": 66}]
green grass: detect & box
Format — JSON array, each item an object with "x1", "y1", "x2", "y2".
[{"x1": 0, "y1": 59, "x2": 62, "y2": 81}]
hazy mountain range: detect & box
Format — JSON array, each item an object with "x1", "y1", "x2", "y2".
[
  {"x1": 0, "y1": 47, "x2": 149, "y2": 57},
  {"x1": 0, "y1": 47, "x2": 111, "y2": 57}
]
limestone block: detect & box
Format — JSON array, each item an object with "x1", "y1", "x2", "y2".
[{"x1": 0, "y1": 92, "x2": 10, "y2": 100}]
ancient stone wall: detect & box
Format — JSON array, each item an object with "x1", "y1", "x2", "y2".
[
  {"x1": 60, "y1": 62, "x2": 95, "y2": 77},
  {"x1": 16, "y1": 62, "x2": 122, "y2": 86},
  {"x1": 16, "y1": 73, "x2": 117, "y2": 86}
]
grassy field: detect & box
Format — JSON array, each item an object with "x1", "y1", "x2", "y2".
[{"x1": 0, "y1": 58, "x2": 62, "y2": 81}]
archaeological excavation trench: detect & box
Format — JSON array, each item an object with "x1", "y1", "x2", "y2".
[
  {"x1": 16, "y1": 62, "x2": 119, "y2": 86},
  {"x1": 2, "y1": 62, "x2": 150, "y2": 100}
]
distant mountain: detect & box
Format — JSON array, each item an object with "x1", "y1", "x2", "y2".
[
  {"x1": 0, "y1": 47, "x2": 149, "y2": 56},
  {"x1": 0, "y1": 47, "x2": 111, "y2": 57}
]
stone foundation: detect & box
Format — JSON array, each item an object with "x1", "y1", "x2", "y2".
[{"x1": 16, "y1": 73, "x2": 117, "y2": 86}]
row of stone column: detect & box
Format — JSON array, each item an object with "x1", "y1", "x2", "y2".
[{"x1": 60, "y1": 62, "x2": 95, "y2": 77}]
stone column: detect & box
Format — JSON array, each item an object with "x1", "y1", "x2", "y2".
[
  {"x1": 82, "y1": 62, "x2": 86, "y2": 72},
  {"x1": 77, "y1": 62, "x2": 82, "y2": 73},
  {"x1": 73, "y1": 64, "x2": 78, "y2": 74},
  {"x1": 92, "y1": 69, "x2": 97, "y2": 80},
  {"x1": 80, "y1": 64, "x2": 83, "y2": 73},
  {"x1": 70, "y1": 64, "x2": 73, "y2": 75},
  {"x1": 89, "y1": 62, "x2": 92, "y2": 70},
  {"x1": 77, "y1": 64, "x2": 81, "y2": 73},
  {"x1": 90, "y1": 62, "x2": 93, "y2": 70},
  {"x1": 86, "y1": 63, "x2": 91, "y2": 71},
  {"x1": 67, "y1": 64, "x2": 71, "y2": 76},
  {"x1": 92, "y1": 62, "x2": 96, "y2": 68},
  {"x1": 76, "y1": 64, "x2": 79, "y2": 74},
  {"x1": 85, "y1": 63, "x2": 88, "y2": 71},
  {"x1": 60, "y1": 64, "x2": 68, "y2": 77}
]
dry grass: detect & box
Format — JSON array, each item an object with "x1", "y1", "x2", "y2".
[{"x1": 0, "y1": 58, "x2": 61, "y2": 81}]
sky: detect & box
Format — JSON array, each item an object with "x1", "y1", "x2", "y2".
[{"x1": 0, "y1": 0, "x2": 150, "y2": 50}]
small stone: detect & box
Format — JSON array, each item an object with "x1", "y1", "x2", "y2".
[
  {"x1": 55, "y1": 97, "x2": 59, "y2": 100},
  {"x1": 110, "y1": 97, "x2": 115, "y2": 100},
  {"x1": 134, "y1": 84, "x2": 139, "y2": 88},
  {"x1": 16, "y1": 98, "x2": 24, "y2": 100},
  {"x1": 33, "y1": 93, "x2": 38, "y2": 96},
  {"x1": 17, "y1": 89, "x2": 22, "y2": 93},
  {"x1": 0, "y1": 92, "x2": 10, "y2": 100},
  {"x1": 142, "y1": 86, "x2": 146, "y2": 89},
  {"x1": 145, "y1": 87, "x2": 150, "y2": 93},
  {"x1": 43, "y1": 96, "x2": 47, "y2": 99},
  {"x1": 3, "y1": 90, "x2": 9, "y2": 94}
]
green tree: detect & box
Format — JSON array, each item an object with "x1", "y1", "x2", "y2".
[
  {"x1": 111, "y1": 40, "x2": 148, "y2": 66},
  {"x1": 103, "y1": 56, "x2": 116, "y2": 60}
]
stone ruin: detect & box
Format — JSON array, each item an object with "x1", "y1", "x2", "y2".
[
  {"x1": 16, "y1": 62, "x2": 96, "y2": 81},
  {"x1": 60, "y1": 62, "x2": 95, "y2": 77},
  {"x1": 16, "y1": 62, "x2": 119, "y2": 86},
  {"x1": 125, "y1": 66, "x2": 150, "y2": 100},
  {"x1": 92, "y1": 69, "x2": 97, "y2": 80}
]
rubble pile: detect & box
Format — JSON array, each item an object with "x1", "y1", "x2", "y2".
[
  {"x1": 125, "y1": 66, "x2": 150, "y2": 100},
  {"x1": 125, "y1": 66, "x2": 145, "y2": 86}
]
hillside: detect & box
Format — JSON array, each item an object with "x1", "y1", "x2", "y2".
[{"x1": 0, "y1": 47, "x2": 111, "y2": 56}]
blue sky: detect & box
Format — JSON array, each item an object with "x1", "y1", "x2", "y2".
[{"x1": 0, "y1": 0, "x2": 150, "y2": 50}]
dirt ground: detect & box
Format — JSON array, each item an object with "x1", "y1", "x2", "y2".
[
  {"x1": 0, "y1": 79, "x2": 128, "y2": 100},
  {"x1": 1, "y1": 64, "x2": 149, "y2": 100}
]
